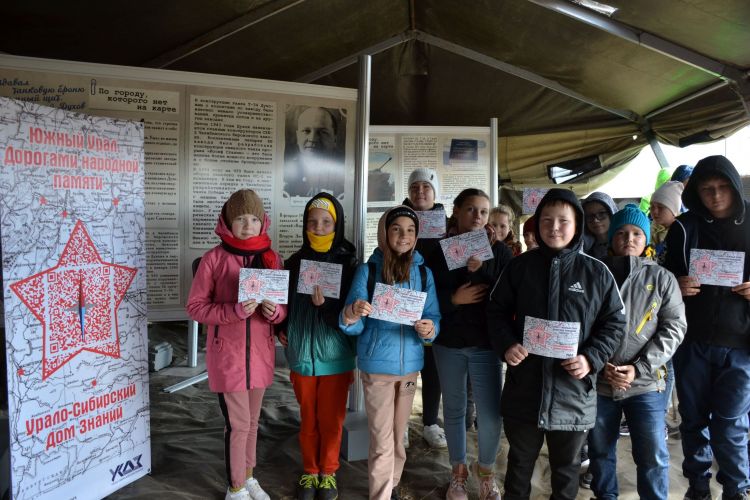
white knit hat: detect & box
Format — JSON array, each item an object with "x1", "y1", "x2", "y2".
[
  {"x1": 408, "y1": 168, "x2": 440, "y2": 198},
  {"x1": 651, "y1": 181, "x2": 684, "y2": 217}
]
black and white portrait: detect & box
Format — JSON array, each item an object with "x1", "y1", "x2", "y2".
[{"x1": 283, "y1": 105, "x2": 346, "y2": 200}]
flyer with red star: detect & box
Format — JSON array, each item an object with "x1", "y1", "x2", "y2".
[{"x1": 0, "y1": 96, "x2": 150, "y2": 499}]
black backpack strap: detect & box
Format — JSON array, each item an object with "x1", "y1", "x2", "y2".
[
  {"x1": 367, "y1": 262, "x2": 376, "y2": 300},
  {"x1": 419, "y1": 264, "x2": 427, "y2": 291}
]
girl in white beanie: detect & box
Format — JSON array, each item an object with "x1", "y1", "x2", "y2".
[{"x1": 649, "y1": 181, "x2": 684, "y2": 265}]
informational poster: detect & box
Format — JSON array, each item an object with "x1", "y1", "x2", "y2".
[
  {"x1": 366, "y1": 126, "x2": 492, "y2": 256},
  {"x1": 0, "y1": 55, "x2": 357, "y2": 319},
  {"x1": 0, "y1": 97, "x2": 150, "y2": 499}
]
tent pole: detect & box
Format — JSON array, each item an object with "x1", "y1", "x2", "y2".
[{"x1": 490, "y1": 117, "x2": 499, "y2": 206}]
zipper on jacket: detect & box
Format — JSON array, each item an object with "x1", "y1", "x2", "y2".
[
  {"x1": 635, "y1": 301, "x2": 658, "y2": 335},
  {"x1": 244, "y1": 255, "x2": 252, "y2": 390},
  {"x1": 400, "y1": 324, "x2": 404, "y2": 375}
]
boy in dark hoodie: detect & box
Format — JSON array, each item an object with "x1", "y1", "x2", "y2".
[
  {"x1": 280, "y1": 193, "x2": 358, "y2": 500},
  {"x1": 664, "y1": 155, "x2": 750, "y2": 500},
  {"x1": 487, "y1": 188, "x2": 626, "y2": 500}
]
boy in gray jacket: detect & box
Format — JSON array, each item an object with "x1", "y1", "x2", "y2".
[{"x1": 588, "y1": 204, "x2": 686, "y2": 500}]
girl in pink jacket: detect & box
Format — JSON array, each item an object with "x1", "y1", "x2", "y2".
[{"x1": 187, "y1": 189, "x2": 286, "y2": 500}]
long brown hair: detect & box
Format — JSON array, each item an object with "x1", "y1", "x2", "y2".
[{"x1": 377, "y1": 206, "x2": 419, "y2": 284}]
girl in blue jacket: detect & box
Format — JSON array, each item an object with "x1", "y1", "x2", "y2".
[{"x1": 340, "y1": 205, "x2": 441, "y2": 500}]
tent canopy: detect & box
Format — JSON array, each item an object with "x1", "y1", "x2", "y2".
[{"x1": 2, "y1": 0, "x2": 748, "y2": 186}]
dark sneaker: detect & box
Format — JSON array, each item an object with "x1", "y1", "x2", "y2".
[
  {"x1": 580, "y1": 471, "x2": 593, "y2": 490},
  {"x1": 684, "y1": 486, "x2": 712, "y2": 500},
  {"x1": 317, "y1": 474, "x2": 338, "y2": 500},
  {"x1": 297, "y1": 474, "x2": 318, "y2": 500}
]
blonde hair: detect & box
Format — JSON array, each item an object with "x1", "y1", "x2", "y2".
[{"x1": 490, "y1": 204, "x2": 517, "y2": 243}]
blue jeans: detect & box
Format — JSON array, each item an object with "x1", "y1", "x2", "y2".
[
  {"x1": 589, "y1": 391, "x2": 668, "y2": 500},
  {"x1": 663, "y1": 358, "x2": 675, "y2": 412},
  {"x1": 673, "y1": 340, "x2": 750, "y2": 495},
  {"x1": 432, "y1": 344, "x2": 502, "y2": 467}
]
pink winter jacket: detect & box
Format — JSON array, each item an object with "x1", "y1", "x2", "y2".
[{"x1": 186, "y1": 215, "x2": 286, "y2": 393}]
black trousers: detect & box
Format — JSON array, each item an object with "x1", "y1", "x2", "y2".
[
  {"x1": 503, "y1": 417, "x2": 587, "y2": 500},
  {"x1": 421, "y1": 345, "x2": 442, "y2": 426}
]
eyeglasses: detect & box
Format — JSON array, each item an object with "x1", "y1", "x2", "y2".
[{"x1": 585, "y1": 211, "x2": 609, "y2": 222}]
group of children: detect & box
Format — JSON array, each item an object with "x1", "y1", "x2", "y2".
[{"x1": 186, "y1": 155, "x2": 750, "y2": 500}]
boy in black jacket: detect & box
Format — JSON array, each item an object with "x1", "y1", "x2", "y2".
[
  {"x1": 487, "y1": 188, "x2": 625, "y2": 500},
  {"x1": 664, "y1": 155, "x2": 750, "y2": 500}
]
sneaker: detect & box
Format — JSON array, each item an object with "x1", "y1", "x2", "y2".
[
  {"x1": 226, "y1": 487, "x2": 251, "y2": 500},
  {"x1": 296, "y1": 474, "x2": 319, "y2": 500},
  {"x1": 317, "y1": 474, "x2": 338, "y2": 500},
  {"x1": 446, "y1": 463, "x2": 469, "y2": 500},
  {"x1": 470, "y1": 461, "x2": 501, "y2": 500},
  {"x1": 245, "y1": 478, "x2": 270, "y2": 500},
  {"x1": 423, "y1": 424, "x2": 448, "y2": 449},
  {"x1": 579, "y1": 471, "x2": 593, "y2": 490},
  {"x1": 619, "y1": 421, "x2": 630, "y2": 436},
  {"x1": 580, "y1": 447, "x2": 590, "y2": 469},
  {"x1": 403, "y1": 428, "x2": 410, "y2": 449},
  {"x1": 684, "y1": 486, "x2": 712, "y2": 500}
]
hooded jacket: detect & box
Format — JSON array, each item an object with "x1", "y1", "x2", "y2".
[
  {"x1": 339, "y1": 207, "x2": 441, "y2": 376},
  {"x1": 487, "y1": 188, "x2": 626, "y2": 431},
  {"x1": 664, "y1": 155, "x2": 750, "y2": 348},
  {"x1": 598, "y1": 256, "x2": 686, "y2": 400},
  {"x1": 186, "y1": 209, "x2": 287, "y2": 393},
  {"x1": 582, "y1": 191, "x2": 619, "y2": 259},
  {"x1": 283, "y1": 193, "x2": 358, "y2": 376}
]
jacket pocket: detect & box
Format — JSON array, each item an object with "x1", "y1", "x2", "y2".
[
  {"x1": 366, "y1": 329, "x2": 379, "y2": 357},
  {"x1": 635, "y1": 301, "x2": 658, "y2": 335},
  {"x1": 211, "y1": 325, "x2": 223, "y2": 352}
]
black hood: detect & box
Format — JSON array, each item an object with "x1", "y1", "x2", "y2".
[
  {"x1": 301, "y1": 192, "x2": 347, "y2": 252},
  {"x1": 534, "y1": 188, "x2": 584, "y2": 254},
  {"x1": 682, "y1": 155, "x2": 745, "y2": 223},
  {"x1": 401, "y1": 198, "x2": 446, "y2": 212}
]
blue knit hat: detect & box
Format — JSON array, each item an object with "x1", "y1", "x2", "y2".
[
  {"x1": 608, "y1": 204, "x2": 650, "y2": 245},
  {"x1": 671, "y1": 164, "x2": 694, "y2": 183}
]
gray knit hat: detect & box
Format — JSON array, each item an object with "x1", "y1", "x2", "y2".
[
  {"x1": 651, "y1": 181, "x2": 684, "y2": 217},
  {"x1": 408, "y1": 168, "x2": 440, "y2": 198}
]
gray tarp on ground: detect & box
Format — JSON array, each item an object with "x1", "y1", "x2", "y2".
[{"x1": 0, "y1": 0, "x2": 748, "y2": 186}]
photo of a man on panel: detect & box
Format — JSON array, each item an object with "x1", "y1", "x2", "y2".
[{"x1": 283, "y1": 105, "x2": 346, "y2": 200}]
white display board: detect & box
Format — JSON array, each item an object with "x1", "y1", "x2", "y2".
[
  {"x1": 365, "y1": 126, "x2": 492, "y2": 257},
  {"x1": 0, "y1": 97, "x2": 150, "y2": 499},
  {"x1": 0, "y1": 55, "x2": 357, "y2": 320}
]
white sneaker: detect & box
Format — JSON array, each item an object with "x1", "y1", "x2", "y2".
[
  {"x1": 225, "y1": 487, "x2": 251, "y2": 500},
  {"x1": 244, "y1": 478, "x2": 270, "y2": 500},
  {"x1": 423, "y1": 424, "x2": 448, "y2": 448},
  {"x1": 403, "y1": 428, "x2": 410, "y2": 449}
]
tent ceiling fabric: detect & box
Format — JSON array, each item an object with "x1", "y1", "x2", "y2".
[{"x1": 0, "y1": 0, "x2": 747, "y2": 187}]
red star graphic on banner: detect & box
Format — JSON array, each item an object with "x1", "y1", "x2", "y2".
[
  {"x1": 527, "y1": 326, "x2": 552, "y2": 349},
  {"x1": 374, "y1": 289, "x2": 400, "y2": 314},
  {"x1": 10, "y1": 220, "x2": 137, "y2": 380},
  {"x1": 693, "y1": 254, "x2": 717, "y2": 278},
  {"x1": 112, "y1": 198, "x2": 120, "y2": 206}
]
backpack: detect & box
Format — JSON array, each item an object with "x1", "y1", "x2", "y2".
[{"x1": 366, "y1": 261, "x2": 427, "y2": 300}]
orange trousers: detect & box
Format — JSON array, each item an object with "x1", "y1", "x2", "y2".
[{"x1": 290, "y1": 371, "x2": 353, "y2": 475}]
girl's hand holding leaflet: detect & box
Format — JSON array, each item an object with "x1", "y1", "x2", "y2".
[
  {"x1": 242, "y1": 299, "x2": 259, "y2": 315},
  {"x1": 261, "y1": 300, "x2": 277, "y2": 318},
  {"x1": 505, "y1": 343, "x2": 528, "y2": 366},
  {"x1": 414, "y1": 319, "x2": 435, "y2": 339},
  {"x1": 311, "y1": 285, "x2": 325, "y2": 306}
]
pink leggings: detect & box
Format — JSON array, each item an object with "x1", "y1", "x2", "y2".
[{"x1": 218, "y1": 389, "x2": 265, "y2": 488}]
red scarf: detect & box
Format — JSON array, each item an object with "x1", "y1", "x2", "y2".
[{"x1": 220, "y1": 232, "x2": 277, "y2": 268}]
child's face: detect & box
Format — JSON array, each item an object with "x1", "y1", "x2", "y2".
[
  {"x1": 408, "y1": 181, "x2": 435, "y2": 211},
  {"x1": 611, "y1": 224, "x2": 646, "y2": 257},
  {"x1": 584, "y1": 201, "x2": 610, "y2": 238},
  {"x1": 650, "y1": 201, "x2": 675, "y2": 227},
  {"x1": 523, "y1": 231, "x2": 538, "y2": 250},
  {"x1": 306, "y1": 207, "x2": 335, "y2": 236},
  {"x1": 697, "y1": 176, "x2": 735, "y2": 219},
  {"x1": 455, "y1": 196, "x2": 490, "y2": 233},
  {"x1": 488, "y1": 213, "x2": 510, "y2": 241},
  {"x1": 387, "y1": 216, "x2": 416, "y2": 255},
  {"x1": 539, "y1": 202, "x2": 576, "y2": 250},
  {"x1": 231, "y1": 214, "x2": 262, "y2": 239}
]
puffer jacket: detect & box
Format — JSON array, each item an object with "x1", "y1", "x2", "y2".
[
  {"x1": 339, "y1": 247, "x2": 441, "y2": 376},
  {"x1": 598, "y1": 256, "x2": 686, "y2": 400},
  {"x1": 284, "y1": 193, "x2": 358, "y2": 376},
  {"x1": 186, "y1": 213, "x2": 286, "y2": 393},
  {"x1": 487, "y1": 188, "x2": 626, "y2": 431},
  {"x1": 664, "y1": 155, "x2": 750, "y2": 348}
]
